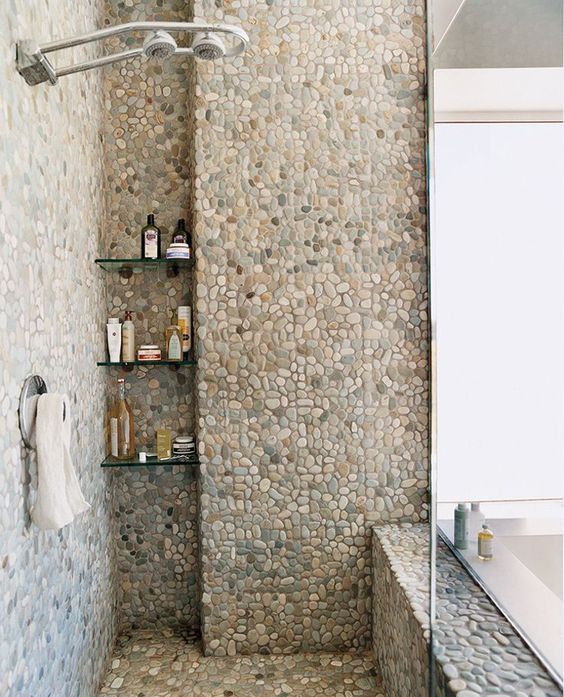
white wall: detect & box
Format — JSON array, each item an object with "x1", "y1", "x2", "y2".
[{"x1": 434, "y1": 123, "x2": 564, "y2": 503}]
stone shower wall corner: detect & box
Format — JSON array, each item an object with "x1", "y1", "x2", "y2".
[{"x1": 101, "y1": 0, "x2": 200, "y2": 631}]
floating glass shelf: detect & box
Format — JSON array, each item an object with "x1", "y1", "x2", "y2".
[
  {"x1": 97, "y1": 359, "x2": 196, "y2": 367},
  {"x1": 95, "y1": 257, "x2": 194, "y2": 274},
  {"x1": 101, "y1": 454, "x2": 199, "y2": 468}
]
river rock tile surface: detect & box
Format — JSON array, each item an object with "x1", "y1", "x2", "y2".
[
  {"x1": 99, "y1": 629, "x2": 385, "y2": 696},
  {"x1": 194, "y1": 0, "x2": 428, "y2": 655},
  {"x1": 0, "y1": 0, "x2": 118, "y2": 695}
]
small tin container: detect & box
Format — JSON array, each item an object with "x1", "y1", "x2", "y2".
[{"x1": 138, "y1": 344, "x2": 161, "y2": 361}]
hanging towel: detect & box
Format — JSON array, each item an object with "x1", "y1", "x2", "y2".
[{"x1": 31, "y1": 394, "x2": 90, "y2": 530}]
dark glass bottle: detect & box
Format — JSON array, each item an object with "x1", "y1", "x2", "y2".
[
  {"x1": 172, "y1": 218, "x2": 187, "y2": 244},
  {"x1": 141, "y1": 214, "x2": 161, "y2": 259},
  {"x1": 185, "y1": 227, "x2": 193, "y2": 259}
]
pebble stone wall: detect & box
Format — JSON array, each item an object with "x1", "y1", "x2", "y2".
[
  {"x1": 0, "y1": 0, "x2": 118, "y2": 695},
  {"x1": 194, "y1": 0, "x2": 428, "y2": 654},
  {"x1": 102, "y1": 0, "x2": 200, "y2": 631}
]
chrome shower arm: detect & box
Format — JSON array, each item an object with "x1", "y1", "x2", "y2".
[
  {"x1": 56, "y1": 47, "x2": 202, "y2": 79},
  {"x1": 56, "y1": 48, "x2": 144, "y2": 78},
  {"x1": 39, "y1": 21, "x2": 248, "y2": 57}
]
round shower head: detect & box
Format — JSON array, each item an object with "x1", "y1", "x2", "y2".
[
  {"x1": 192, "y1": 32, "x2": 226, "y2": 61},
  {"x1": 143, "y1": 30, "x2": 177, "y2": 61}
]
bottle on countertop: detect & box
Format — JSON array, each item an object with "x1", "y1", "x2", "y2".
[
  {"x1": 122, "y1": 310, "x2": 135, "y2": 362},
  {"x1": 454, "y1": 503, "x2": 469, "y2": 550},
  {"x1": 468, "y1": 502, "x2": 485, "y2": 543},
  {"x1": 478, "y1": 523, "x2": 494, "y2": 561},
  {"x1": 141, "y1": 213, "x2": 161, "y2": 259},
  {"x1": 109, "y1": 378, "x2": 135, "y2": 460}
]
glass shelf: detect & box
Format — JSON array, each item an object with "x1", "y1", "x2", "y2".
[
  {"x1": 97, "y1": 359, "x2": 196, "y2": 367},
  {"x1": 101, "y1": 454, "x2": 199, "y2": 468},
  {"x1": 95, "y1": 257, "x2": 194, "y2": 274}
]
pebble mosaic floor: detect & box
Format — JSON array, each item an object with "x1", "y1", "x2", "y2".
[{"x1": 99, "y1": 629, "x2": 385, "y2": 697}]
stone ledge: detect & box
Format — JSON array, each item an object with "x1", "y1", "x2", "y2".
[
  {"x1": 371, "y1": 523, "x2": 561, "y2": 697},
  {"x1": 372, "y1": 523, "x2": 430, "y2": 697}
]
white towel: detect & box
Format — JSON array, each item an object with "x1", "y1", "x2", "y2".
[{"x1": 31, "y1": 394, "x2": 90, "y2": 530}]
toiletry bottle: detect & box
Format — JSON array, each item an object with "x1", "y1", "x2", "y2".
[
  {"x1": 177, "y1": 305, "x2": 192, "y2": 357},
  {"x1": 478, "y1": 524, "x2": 494, "y2": 561},
  {"x1": 468, "y1": 502, "x2": 485, "y2": 543},
  {"x1": 107, "y1": 318, "x2": 122, "y2": 363},
  {"x1": 122, "y1": 310, "x2": 135, "y2": 362},
  {"x1": 156, "y1": 428, "x2": 172, "y2": 460},
  {"x1": 107, "y1": 389, "x2": 117, "y2": 457},
  {"x1": 454, "y1": 503, "x2": 469, "y2": 550},
  {"x1": 165, "y1": 321, "x2": 183, "y2": 361},
  {"x1": 141, "y1": 213, "x2": 161, "y2": 259},
  {"x1": 111, "y1": 378, "x2": 135, "y2": 460},
  {"x1": 172, "y1": 218, "x2": 187, "y2": 244}
]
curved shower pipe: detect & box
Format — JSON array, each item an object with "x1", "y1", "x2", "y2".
[{"x1": 16, "y1": 21, "x2": 249, "y2": 86}]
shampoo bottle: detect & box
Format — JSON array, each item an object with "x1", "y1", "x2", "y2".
[
  {"x1": 122, "y1": 310, "x2": 135, "y2": 362},
  {"x1": 454, "y1": 503, "x2": 469, "y2": 550}
]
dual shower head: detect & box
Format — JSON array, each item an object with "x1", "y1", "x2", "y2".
[
  {"x1": 143, "y1": 30, "x2": 226, "y2": 62},
  {"x1": 17, "y1": 21, "x2": 249, "y2": 86}
]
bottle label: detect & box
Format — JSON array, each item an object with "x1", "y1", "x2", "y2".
[
  {"x1": 168, "y1": 334, "x2": 182, "y2": 360},
  {"x1": 123, "y1": 419, "x2": 130, "y2": 455},
  {"x1": 122, "y1": 331, "x2": 135, "y2": 362},
  {"x1": 110, "y1": 418, "x2": 118, "y2": 457},
  {"x1": 144, "y1": 230, "x2": 158, "y2": 259},
  {"x1": 454, "y1": 515, "x2": 468, "y2": 548},
  {"x1": 479, "y1": 536, "x2": 493, "y2": 558},
  {"x1": 178, "y1": 319, "x2": 191, "y2": 354},
  {"x1": 178, "y1": 307, "x2": 192, "y2": 354}
]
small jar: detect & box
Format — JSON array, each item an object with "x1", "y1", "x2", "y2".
[
  {"x1": 138, "y1": 344, "x2": 161, "y2": 361},
  {"x1": 173, "y1": 436, "x2": 196, "y2": 457}
]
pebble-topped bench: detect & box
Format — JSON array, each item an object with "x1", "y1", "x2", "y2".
[{"x1": 372, "y1": 523, "x2": 561, "y2": 697}]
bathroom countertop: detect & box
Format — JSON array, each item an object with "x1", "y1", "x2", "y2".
[{"x1": 372, "y1": 523, "x2": 561, "y2": 696}]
